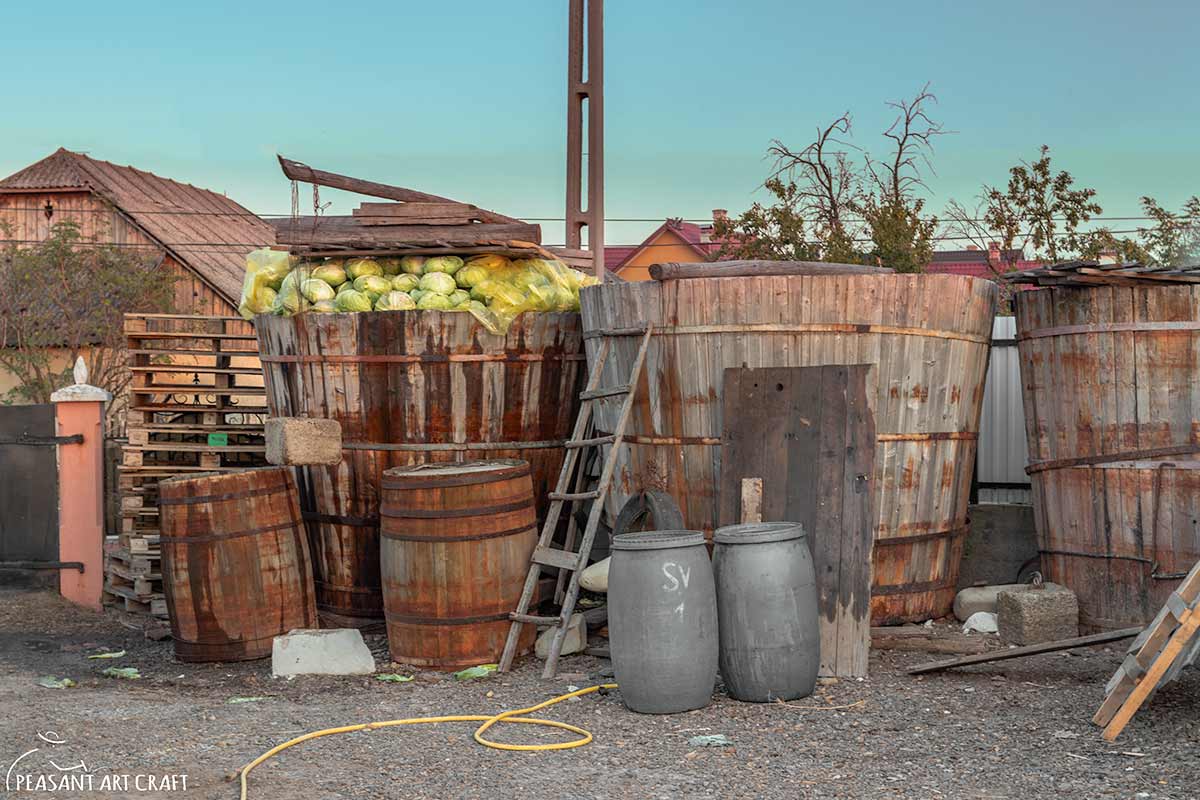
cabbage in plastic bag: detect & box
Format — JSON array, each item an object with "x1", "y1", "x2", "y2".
[{"x1": 238, "y1": 248, "x2": 294, "y2": 319}]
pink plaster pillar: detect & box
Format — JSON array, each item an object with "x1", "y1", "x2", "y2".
[{"x1": 51, "y1": 358, "x2": 111, "y2": 611}]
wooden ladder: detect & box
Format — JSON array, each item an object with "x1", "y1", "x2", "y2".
[
  {"x1": 1093, "y1": 558, "x2": 1200, "y2": 740},
  {"x1": 499, "y1": 326, "x2": 653, "y2": 679}
]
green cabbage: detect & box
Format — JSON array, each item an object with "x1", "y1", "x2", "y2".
[
  {"x1": 419, "y1": 272, "x2": 457, "y2": 295},
  {"x1": 346, "y1": 258, "x2": 384, "y2": 279},
  {"x1": 380, "y1": 258, "x2": 403, "y2": 276},
  {"x1": 335, "y1": 290, "x2": 373, "y2": 312},
  {"x1": 417, "y1": 292, "x2": 453, "y2": 310},
  {"x1": 400, "y1": 256, "x2": 426, "y2": 275},
  {"x1": 391, "y1": 274, "x2": 419, "y2": 292},
  {"x1": 469, "y1": 279, "x2": 500, "y2": 302},
  {"x1": 354, "y1": 275, "x2": 393, "y2": 301},
  {"x1": 423, "y1": 255, "x2": 464, "y2": 275},
  {"x1": 301, "y1": 279, "x2": 336, "y2": 303},
  {"x1": 410, "y1": 289, "x2": 426, "y2": 304},
  {"x1": 375, "y1": 291, "x2": 417, "y2": 311},
  {"x1": 311, "y1": 299, "x2": 337, "y2": 313},
  {"x1": 312, "y1": 264, "x2": 348, "y2": 287},
  {"x1": 455, "y1": 264, "x2": 490, "y2": 289},
  {"x1": 448, "y1": 289, "x2": 470, "y2": 307}
]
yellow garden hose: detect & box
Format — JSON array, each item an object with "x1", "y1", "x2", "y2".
[{"x1": 235, "y1": 683, "x2": 618, "y2": 800}]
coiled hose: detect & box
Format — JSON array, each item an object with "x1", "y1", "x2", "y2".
[{"x1": 235, "y1": 683, "x2": 618, "y2": 800}]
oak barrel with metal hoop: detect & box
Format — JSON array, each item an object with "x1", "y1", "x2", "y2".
[
  {"x1": 159, "y1": 467, "x2": 317, "y2": 662},
  {"x1": 380, "y1": 459, "x2": 538, "y2": 669}
]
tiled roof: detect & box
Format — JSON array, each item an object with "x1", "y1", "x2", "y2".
[
  {"x1": 930, "y1": 248, "x2": 1024, "y2": 264},
  {"x1": 0, "y1": 149, "x2": 273, "y2": 304}
]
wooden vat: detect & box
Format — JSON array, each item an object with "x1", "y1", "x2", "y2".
[
  {"x1": 1015, "y1": 285, "x2": 1200, "y2": 630},
  {"x1": 580, "y1": 275, "x2": 997, "y2": 624},
  {"x1": 256, "y1": 311, "x2": 584, "y2": 619},
  {"x1": 159, "y1": 467, "x2": 317, "y2": 662},
  {"x1": 380, "y1": 460, "x2": 537, "y2": 669}
]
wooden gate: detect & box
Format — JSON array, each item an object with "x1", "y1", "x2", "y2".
[{"x1": 0, "y1": 404, "x2": 64, "y2": 571}]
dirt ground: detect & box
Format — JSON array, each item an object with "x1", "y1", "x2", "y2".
[{"x1": 1, "y1": 586, "x2": 1197, "y2": 800}]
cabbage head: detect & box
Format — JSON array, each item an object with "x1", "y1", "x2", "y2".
[
  {"x1": 448, "y1": 289, "x2": 470, "y2": 307},
  {"x1": 301, "y1": 279, "x2": 336, "y2": 303},
  {"x1": 375, "y1": 291, "x2": 417, "y2": 311},
  {"x1": 419, "y1": 271, "x2": 457, "y2": 295},
  {"x1": 512, "y1": 269, "x2": 551, "y2": 292},
  {"x1": 410, "y1": 289, "x2": 427, "y2": 304},
  {"x1": 455, "y1": 264, "x2": 490, "y2": 289},
  {"x1": 391, "y1": 274, "x2": 419, "y2": 293},
  {"x1": 311, "y1": 299, "x2": 337, "y2": 313},
  {"x1": 335, "y1": 290, "x2": 373, "y2": 312},
  {"x1": 423, "y1": 256, "x2": 464, "y2": 276},
  {"x1": 312, "y1": 263, "x2": 348, "y2": 287},
  {"x1": 399, "y1": 255, "x2": 426, "y2": 275},
  {"x1": 417, "y1": 292, "x2": 453, "y2": 310},
  {"x1": 469, "y1": 280, "x2": 500, "y2": 302},
  {"x1": 380, "y1": 258, "x2": 403, "y2": 276},
  {"x1": 346, "y1": 258, "x2": 384, "y2": 279},
  {"x1": 465, "y1": 254, "x2": 511, "y2": 272},
  {"x1": 354, "y1": 275, "x2": 393, "y2": 301}
]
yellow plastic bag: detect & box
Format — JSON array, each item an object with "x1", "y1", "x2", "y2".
[{"x1": 238, "y1": 248, "x2": 294, "y2": 319}]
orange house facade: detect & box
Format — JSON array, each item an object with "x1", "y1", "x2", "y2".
[{"x1": 607, "y1": 214, "x2": 727, "y2": 281}]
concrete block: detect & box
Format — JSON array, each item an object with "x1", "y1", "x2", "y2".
[
  {"x1": 272, "y1": 628, "x2": 375, "y2": 677},
  {"x1": 997, "y1": 584, "x2": 1079, "y2": 645},
  {"x1": 265, "y1": 417, "x2": 342, "y2": 466},
  {"x1": 535, "y1": 613, "x2": 586, "y2": 659},
  {"x1": 954, "y1": 583, "x2": 1024, "y2": 622}
]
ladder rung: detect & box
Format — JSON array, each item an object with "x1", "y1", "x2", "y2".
[
  {"x1": 549, "y1": 490, "x2": 600, "y2": 502},
  {"x1": 510, "y1": 612, "x2": 561, "y2": 626},
  {"x1": 532, "y1": 546, "x2": 581, "y2": 571},
  {"x1": 565, "y1": 435, "x2": 616, "y2": 449},
  {"x1": 580, "y1": 383, "x2": 632, "y2": 401}
]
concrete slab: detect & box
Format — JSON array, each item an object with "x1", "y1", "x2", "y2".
[
  {"x1": 265, "y1": 417, "x2": 342, "y2": 466},
  {"x1": 272, "y1": 628, "x2": 375, "y2": 677},
  {"x1": 997, "y1": 584, "x2": 1079, "y2": 645}
]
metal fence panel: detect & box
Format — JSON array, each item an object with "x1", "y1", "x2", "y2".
[{"x1": 977, "y1": 316, "x2": 1031, "y2": 504}]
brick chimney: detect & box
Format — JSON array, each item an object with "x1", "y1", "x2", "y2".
[
  {"x1": 988, "y1": 240, "x2": 1001, "y2": 265},
  {"x1": 712, "y1": 209, "x2": 728, "y2": 222}
]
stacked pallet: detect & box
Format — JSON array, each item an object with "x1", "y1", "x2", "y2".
[{"x1": 106, "y1": 313, "x2": 269, "y2": 618}]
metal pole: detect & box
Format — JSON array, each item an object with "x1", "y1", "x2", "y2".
[{"x1": 566, "y1": 0, "x2": 604, "y2": 281}]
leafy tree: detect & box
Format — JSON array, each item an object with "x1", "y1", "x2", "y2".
[
  {"x1": 0, "y1": 221, "x2": 175, "y2": 415},
  {"x1": 1077, "y1": 227, "x2": 1150, "y2": 263},
  {"x1": 713, "y1": 177, "x2": 820, "y2": 261},
  {"x1": 945, "y1": 145, "x2": 1102, "y2": 274},
  {"x1": 1139, "y1": 196, "x2": 1200, "y2": 266}
]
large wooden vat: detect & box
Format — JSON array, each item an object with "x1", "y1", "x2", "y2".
[
  {"x1": 1015, "y1": 286, "x2": 1200, "y2": 631},
  {"x1": 256, "y1": 311, "x2": 584, "y2": 619},
  {"x1": 380, "y1": 460, "x2": 537, "y2": 669},
  {"x1": 580, "y1": 275, "x2": 997, "y2": 624},
  {"x1": 159, "y1": 467, "x2": 317, "y2": 662}
]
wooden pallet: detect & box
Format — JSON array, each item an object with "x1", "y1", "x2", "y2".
[
  {"x1": 1092, "y1": 559, "x2": 1200, "y2": 740},
  {"x1": 103, "y1": 539, "x2": 167, "y2": 619}
]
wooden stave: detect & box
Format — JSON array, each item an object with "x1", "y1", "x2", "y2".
[
  {"x1": 159, "y1": 467, "x2": 317, "y2": 662},
  {"x1": 580, "y1": 274, "x2": 997, "y2": 624}
]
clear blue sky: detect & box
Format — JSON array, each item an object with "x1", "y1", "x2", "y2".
[{"x1": 3, "y1": 0, "x2": 1197, "y2": 247}]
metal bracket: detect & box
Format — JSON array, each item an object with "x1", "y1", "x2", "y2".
[
  {"x1": 0, "y1": 434, "x2": 84, "y2": 446},
  {"x1": 0, "y1": 560, "x2": 85, "y2": 573}
]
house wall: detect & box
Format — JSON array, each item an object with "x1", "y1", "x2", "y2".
[
  {"x1": 614, "y1": 229, "x2": 707, "y2": 281},
  {"x1": 0, "y1": 191, "x2": 240, "y2": 318}
]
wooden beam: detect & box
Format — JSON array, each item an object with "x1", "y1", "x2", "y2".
[
  {"x1": 907, "y1": 628, "x2": 1142, "y2": 675},
  {"x1": 353, "y1": 201, "x2": 479, "y2": 219},
  {"x1": 270, "y1": 217, "x2": 541, "y2": 248},
  {"x1": 276, "y1": 155, "x2": 520, "y2": 225},
  {"x1": 650, "y1": 261, "x2": 895, "y2": 281}
]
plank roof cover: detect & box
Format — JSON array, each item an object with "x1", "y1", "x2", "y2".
[{"x1": 0, "y1": 148, "x2": 273, "y2": 303}]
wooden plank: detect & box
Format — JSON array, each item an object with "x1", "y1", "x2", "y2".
[
  {"x1": 739, "y1": 478, "x2": 763, "y2": 523},
  {"x1": 353, "y1": 201, "x2": 479, "y2": 222},
  {"x1": 355, "y1": 215, "x2": 475, "y2": 227},
  {"x1": 277, "y1": 155, "x2": 520, "y2": 224},
  {"x1": 907, "y1": 628, "x2": 1142, "y2": 675},
  {"x1": 271, "y1": 218, "x2": 542, "y2": 248},
  {"x1": 719, "y1": 365, "x2": 875, "y2": 678},
  {"x1": 650, "y1": 261, "x2": 893, "y2": 281}
]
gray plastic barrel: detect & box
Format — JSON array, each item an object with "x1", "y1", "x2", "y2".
[
  {"x1": 608, "y1": 530, "x2": 718, "y2": 714},
  {"x1": 713, "y1": 522, "x2": 819, "y2": 702}
]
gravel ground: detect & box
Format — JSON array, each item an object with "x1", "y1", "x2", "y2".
[{"x1": 1, "y1": 585, "x2": 1198, "y2": 800}]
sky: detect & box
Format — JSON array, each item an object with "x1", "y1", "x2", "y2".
[{"x1": 2, "y1": 0, "x2": 1198, "y2": 248}]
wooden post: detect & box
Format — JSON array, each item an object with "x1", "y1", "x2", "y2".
[
  {"x1": 51, "y1": 358, "x2": 111, "y2": 611},
  {"x1": 566, "y1": 0, "x2": 604, "y2": 280}
]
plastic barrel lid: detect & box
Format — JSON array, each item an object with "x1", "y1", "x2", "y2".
[
  {"x1": 714, "y1": 521, "x2": 806, "y2": 545},
  {"x1": 610, "y1": 530, "x2": 707, "y2": 551}
]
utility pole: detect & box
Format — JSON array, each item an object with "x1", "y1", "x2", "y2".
[{"x1": 566, "y1": 0, "x2": 604, "y2": 280}]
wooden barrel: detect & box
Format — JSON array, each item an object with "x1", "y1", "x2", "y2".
[
  {"x1": 256, "y1": 311, "x2": 584, "y2": 620},
  {"x1": 1015, "y1": 285, "x2": 1200, "y2": 631},
  {"x1": 379, "y1": 460, "x2": 537, "y2": 669},
  {"x1": 580, "y1": 275, "x2": 997, "y2": 624},
  {"x1": 159, "y1": 467, "x2": 317, "y2": 662}
]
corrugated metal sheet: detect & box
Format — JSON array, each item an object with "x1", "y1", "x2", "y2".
[
  {"x1": 0, "y1": 149, "x2": 272, "y2": 304},
  {"x1": 977, "y1": 315, "x2": 1031, "y2": 504}
]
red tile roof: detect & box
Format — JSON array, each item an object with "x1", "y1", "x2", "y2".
[
  {"x1": 0, "y1": 149, "x2": 273, "y2": 304},
  {"x1": 610, "y1": 219, "x2": 727, "y2": 272}
]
